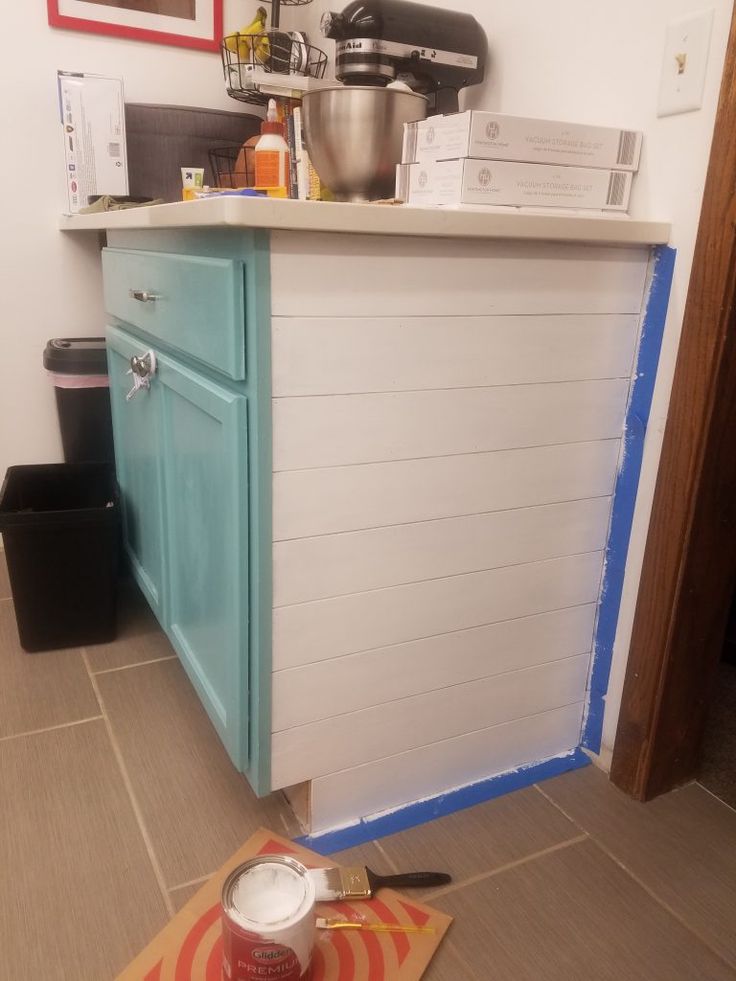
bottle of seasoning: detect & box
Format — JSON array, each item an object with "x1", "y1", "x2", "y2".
[{"x1": 254, "y1": 99, "x2": 289, "y2": 192}]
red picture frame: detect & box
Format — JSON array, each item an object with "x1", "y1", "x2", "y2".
[{"x1": 47, "y1": 0, "x2": 224, "y2": 53}]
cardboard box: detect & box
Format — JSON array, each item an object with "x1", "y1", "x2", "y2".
[
  {"x1": 117, "y1": 828, "x2": 453, "y2": 980},
  {"x1": 396, "y1": 158, "x2": 633, "y2": 211},
  {"x1": 58, "y1": 72, "x2": 128, "y2": 214},
  {"x1": 403, "y1": 111, "x2": 642, "y2": 171}
]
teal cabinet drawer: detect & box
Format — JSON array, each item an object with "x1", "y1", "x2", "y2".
[{"x1": 102, "y1": 248, "x2": 246, "y2": 380}]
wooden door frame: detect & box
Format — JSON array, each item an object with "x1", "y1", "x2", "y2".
[{"x1": 610, "y1": 4, "x2": 736, "y2": 799}]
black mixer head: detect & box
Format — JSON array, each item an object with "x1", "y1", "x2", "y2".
[{"x1": 322, "y1": 0, "x2": 486, "y2": 101}]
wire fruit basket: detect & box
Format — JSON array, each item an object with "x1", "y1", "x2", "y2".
[
  {"x1": 222, "y1": 29, "x2": 328, "y2": 106},
  {"x1": 209, "y1": 144, "x2": 254, "y2": 188}
]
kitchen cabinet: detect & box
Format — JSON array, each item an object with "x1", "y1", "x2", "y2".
[
  {"x1": 102, "y1": 230, "x2": 272, "y2": 794},
  {"x1": 68, "y1": 199, "x2": 671, "y2": 834},
  {"x1": 107, "y1": 325, "x2": 249, "y2": 769}
]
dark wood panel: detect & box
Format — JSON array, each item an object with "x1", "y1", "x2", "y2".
[{"x1": 611, "y1": 4, "x2": 736, "y2": 798}]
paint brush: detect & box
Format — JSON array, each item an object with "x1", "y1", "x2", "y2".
[
  {"x1": 309, "y1": 866, "x2": 451, "y2": 901},
  {"x1": 316, "y1": 917, "x2": 436, "y2": 934}
]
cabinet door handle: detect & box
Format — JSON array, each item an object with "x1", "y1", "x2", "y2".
[
  {"x1": 126, "y1": 350, "x2": 157, "y2": 401},
  {"x1": 129, "y1": 289, "x2": 160, "y2": 303}
]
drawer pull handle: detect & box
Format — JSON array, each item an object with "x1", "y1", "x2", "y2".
[{"x1": 129, "y1": 289, "x2": 160, "y2": 303}]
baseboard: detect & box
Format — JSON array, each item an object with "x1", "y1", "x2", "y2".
[{"x1": 295, "y1": 746, "x2": 590, "y2": 854}]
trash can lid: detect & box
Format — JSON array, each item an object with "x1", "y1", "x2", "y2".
[{"x1": 43, "y1": 338, "x2": 108, "y2": 375}]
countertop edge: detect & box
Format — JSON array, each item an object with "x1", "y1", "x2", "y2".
[{"x1": 59, "y1": 196, "x2": 671, "y2": 245}]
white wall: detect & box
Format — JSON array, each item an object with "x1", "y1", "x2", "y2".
[
  {"x1": 2, "y1": 1, "x2": 731, "y2": 759},
  {"x1": 0, "y1": 0, "x2": 264, "y2": 476},
  {"x1": 297, "y1": 0, "x2": 732, "y2": 763}
]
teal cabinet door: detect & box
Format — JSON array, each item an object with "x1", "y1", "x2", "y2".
[
  {"x1": 157, "y1": 353, "x2": 249, "y2": 768},
  {"x1": 107, "y1": 326, "x2": 166, "y2": 619}
]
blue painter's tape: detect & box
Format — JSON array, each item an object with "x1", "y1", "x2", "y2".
[
  {"x1": 582, "y1": 245, "x2": 676, "y2": 754},
  {"x1": 295, "y1": 748, "x2": 590, "y2": 855}
]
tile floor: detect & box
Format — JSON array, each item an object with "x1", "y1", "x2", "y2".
[
  {"x1": 1, "y1": 560, "x2": 735, "y2": 980},
  {"x1": 700, "y1": 661, "x2": 736, "y2": 810}
]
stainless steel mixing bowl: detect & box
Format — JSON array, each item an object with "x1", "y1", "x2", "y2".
[{"x1": 302, "y1": 85, "x2": 428, "y2": 202}]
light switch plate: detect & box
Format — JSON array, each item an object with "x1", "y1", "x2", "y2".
[{"x1": 657, "y1": 10, "x2": 714, "y2": 117}]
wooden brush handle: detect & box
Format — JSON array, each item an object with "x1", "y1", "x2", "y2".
[{"x1": 367, "y1": 869, "x2": 451, "y2": 891}]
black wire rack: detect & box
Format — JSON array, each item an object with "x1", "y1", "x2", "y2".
[
  {"x1": 221, "y1": 30, "x2": 328, "y2": 106},
  {"x1": 266, "y1": 0, "x2": 313, "y2": 31},
  {"x1": 209, "y1": 144, "x2": 253, "y2": 188}
]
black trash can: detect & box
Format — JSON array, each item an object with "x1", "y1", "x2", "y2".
[
  {"x1": 43, "y1": 338, "x2": 115, "y2": 465},
  {"x1": 0, "y1": 463, "x2": 119, "y2": 652}
]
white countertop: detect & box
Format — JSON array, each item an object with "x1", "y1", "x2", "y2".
[{"x1": 59, "y1": 196, "x2": 670, "y2": 246}]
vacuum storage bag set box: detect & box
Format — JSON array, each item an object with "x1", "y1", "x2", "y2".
[
  {"x1": 58, "y1": 72, "x2": 128, "y2": 214},
  {"x1": 397, "y1": 111, "x2": 642, "y2": 211}
]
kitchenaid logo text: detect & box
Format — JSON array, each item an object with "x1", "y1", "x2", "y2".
[{"x1": 336, "y1": 38, "x2": 478, "y2": 69}]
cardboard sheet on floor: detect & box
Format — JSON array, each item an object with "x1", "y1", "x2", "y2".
[{"x1": 117, "y1": 828, "x2": 453, "y2": 980}]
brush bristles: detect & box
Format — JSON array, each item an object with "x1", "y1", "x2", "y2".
[{"x1": 309, "y1": 866, "x2": 372, "y2": 901}]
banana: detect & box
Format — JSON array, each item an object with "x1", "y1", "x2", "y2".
[
  {"x1": 224, "y1": 6, "x2": 268, "y2": 63},
  {"x1": 253, "y1": 32, "x2": 271, "y2": 65}
]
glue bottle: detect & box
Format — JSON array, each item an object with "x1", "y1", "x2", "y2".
[{"x1": 254, "y1": 99, "x2": 289, "y2": 192}]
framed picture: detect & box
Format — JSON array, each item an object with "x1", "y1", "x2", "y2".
[{"x1": 47, "y1": 0, "x2": 224, "y2": 52}]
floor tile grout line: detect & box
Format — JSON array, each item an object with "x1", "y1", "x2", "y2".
[
  {"x1": 0, "y1": 715, "x2": 104, "y2": 744},
  {"x1": 696, "y1": 780, "x2": 736, "y2": 816},
  {"x1": 421, "y1": 834, "x2": 589, "y2": 902},
  {"x1": 586, "y1": 835, "x2": 736, "y2": 973},
  {"x1": 169, "y1": 872, "x2": 214, "y2": 895},
  {"x1": 445, "y1": 937, "x2": 485, "y2": 980},
  {"x1": 82, "y1": 649, "x2": 176, "y2": 919},
  {"x1": 534, "y1": 783, "x2": 736, "y2": 973},
  {"x1": 534, "y1": 783, "x2": 589, "y2": 832},
  {"x1": 372, "y1": 838, "x2": 401, "y2": 874},
  {"x1": 92, "y1": 655, "x2": 178, "y2": 676}
]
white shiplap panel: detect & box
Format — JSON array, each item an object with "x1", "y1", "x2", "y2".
[
  {"x1": 273, "y1": 550, "x2": 604, "y2": 670},
  {"x1": 307, "y1": 702, "x2": 584, "y2": 831},
  {"x1": 270, "y1": 654, "x2": 588, "y2": 787},
  {"x1": 269, "y1": 232, "x2": 649, "y2": 318},
  {"x1": 273, "y1": 439, "x2": 621, "y2": 540},
  {"x1": 272, "y1": 314, "x2": 639, "y2": 396},
  {"x1": 273, "y1": 497, "x2": 611, "y2": 607},
  {"x1": 272, "y1": 604, "x2": 596, "y2": 731},
  {"x1": 273, "y1": 379, "x2": 629, "y2": 471}
]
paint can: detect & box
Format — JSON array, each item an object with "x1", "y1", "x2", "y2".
[{"x1": 222, "y1": 855, "x2": 316, "y2": 980}]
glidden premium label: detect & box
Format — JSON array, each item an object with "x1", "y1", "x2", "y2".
[
  {"x1": 222, "y1": 856, "x2": 316, "y2": 980},
  {"x1": 222, "y1": 927, "x2": 303, "y2": 979}
]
